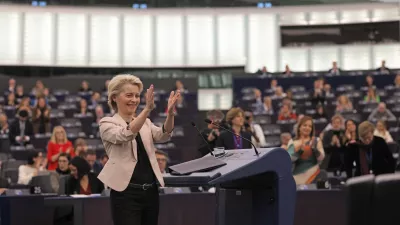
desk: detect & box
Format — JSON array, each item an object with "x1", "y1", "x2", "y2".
[{"x1": 0, "y1": 190, "x2": 345, "y2": 225}]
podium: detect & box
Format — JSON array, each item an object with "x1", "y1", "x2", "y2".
[{"x1": 164, "y1": 148, "x2": 296, "y2": 225}]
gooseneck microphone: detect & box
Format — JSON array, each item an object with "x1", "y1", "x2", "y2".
[
  {"x1": 191, "y1": 122, "x2": 215, "y2": 156},
  {"x1": 204, "y1": 119, "x2": 260, "y2": 157}
]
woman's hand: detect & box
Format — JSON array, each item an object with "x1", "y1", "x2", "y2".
[
  {"x1": 145, "y1": 85, "x2": 155, "y2": 111},
  {"x1": 167, "y1": 90, "x2": 181, "y2": 115}
]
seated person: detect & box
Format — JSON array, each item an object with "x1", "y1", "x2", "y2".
[
  {"x1": 376, "y1": 60, "x2": 390, "y2": 74},
  {"x1": 84, "y1": 150, "x2": 103, "y2": 174},
  {"x1": 364, "y1": 87, "x2": 380, "y2": 103},
  {"x1": 0, "y1": 113, "x2": 9, "y2": 135},
  {"x1": 278, "y1": 104, "x2": 297, "y2": 121},
  {"x1": 199, "y1": 110, "x2": 225, "y2": 156},
  {"x1": 280, "y1": 132, "x2": 292, "y2": 150},
  {"x1": 56, "y1": 153, "x2": 71, "y2": 175},
  {"x1": 17, "y1": 151, "x2": 45, "y2": 185},
  {"x1": 9, "y1": 110, "x2": 34, "y2": 146},
  {"x1": 65, "y1": 157, "x2": 104, "y2": 195},
  {"x1": 368, "y1": 103, "x2": 396, "y2": 122},
  {"x1": 335, "y1": 95, "x2": 353, "y2": 113},
  {"x1": 216, "y1": 107, "x2": 252, "y2": 150},
  {"x1": 155, "y1": 150, "x2": 169, "y2": 174},
  {"x1": 328, "y1": 61, "x2": 341, "y2": 75},
  {"x1": 373, "y1": 120, "x2": 394, "y2": 143}
]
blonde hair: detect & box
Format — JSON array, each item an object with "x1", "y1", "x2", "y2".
[
  {"x1": 50, "y1": 126, "x2": 68, "y2": 144},
  {"x1": 107, "y1": 74, "x2": 143, "y2": 112},
  {"x1": 225, "y1": 107, "x2": 244, "y2": 124},
  {"x1": 358, "y1": 121, "x2": 375, "y2": 140}
]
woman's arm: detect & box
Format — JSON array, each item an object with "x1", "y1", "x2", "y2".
[{"x1": 315, "y1": 138, "x2": 325, "y2": 162}]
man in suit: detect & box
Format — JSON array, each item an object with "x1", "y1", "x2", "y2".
[{"x1": 9, "y1": 110, "x2": 34, "y2": 146}]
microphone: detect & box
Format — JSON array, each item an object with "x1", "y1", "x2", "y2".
[
  {"x1": 191, "y1": 122, "x2": 215, "y2": 156},
  {"x1": 204, "y1": 119, "x2": 260, "y2": 156}
]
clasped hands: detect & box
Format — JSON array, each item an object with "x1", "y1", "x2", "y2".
[{"x1": 144, "y1": 84, "x2": 181, "y2": 116}]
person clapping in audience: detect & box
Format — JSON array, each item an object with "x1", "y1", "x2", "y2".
[
  {"x1": 47, "y1": 126, "x2": 75, "y2": 171},
  {"x1": 0, "y1": 113, "x2": 9, "y2": 135},
  {"x1": 216, "y1": 107, "x2": 252, "y2": 150},
  {"x1": 344, "y1": 121, "x2": 395, "y2": 178},
  {"x1": 342, "y1": 120, "x2": 359, "y2": 178},
  {"x1": 6, "y1": 92, "x2": 17, "y2": 106},
  {"x1": 65, "y1": 156, "x2": 104, "y2": 195},
  {"x1": 278, "y1": 104, "x2": 297, "y2": 121},
  {"x1": 17, "y1": 151, "x2": 45, "y2": 185},
  {"x1": 368, "y1": 103, "x2": 396, "y2": 122},
  {"x1": 74, "y1": 138, "x2": 88, "y2": 157},
  {"x1": 287, "y1": 116, "x2": 325, "y2": 184},
  {"x1": 280, "y1": 133, "x2": 292, "y2": 150},
  {"x1": 322, "y1": 115, "x2": 345, "y2": 176},
  {"x1": 9, "y1": 110, "x2": 34, "y2": 146},
  {"x1": 56, "y1": 153, "x2": 71, "y2": 175},
  {"x1": 32, "y1": 96, "x2": 51, "y2": 134},
  {"x1": 335, "y1": 95, "x2": 353, "y2": 113},
  {"x1": 364, "y1": 87, "x2": 380, "y2": 103},
  {"x1": 373, "y1": 120, "x2": 393, "y2": 143},
  {"x1": 17, "y1": 97, "x2": 32, "y2": 117},
  {"x1": 199, "y1": 110, "x2": 225, "y2": 156}
]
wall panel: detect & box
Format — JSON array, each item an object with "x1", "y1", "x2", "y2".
[
  {"x1": 0, "y1": 12, "x2": 21, "y2": 65},
  {"x1": 217, "y1": 14, "x2": 245, "y2": 66},
  {"x1": 310, "y1": 47, "x2": 339, "y2": 71},
  {"x1": 155, "y1": 15, "x2": 183, "y2": 67},
  {"x1": 341, "y1": 45, "x2": 371, "y2": 70},
  {"x1": 186, "y1": 15, "x2": 214, "y2": 66},
  {"x1": 373, "y1": 44, "x2": 400, "y2": 68},
  {"x1": 280, "y1": 48, "x2": 308, "y2": 72}
]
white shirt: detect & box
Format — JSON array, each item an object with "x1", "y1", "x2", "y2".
[{"x1": 17, "y1": 165, "x2": 37, "y2": 185}]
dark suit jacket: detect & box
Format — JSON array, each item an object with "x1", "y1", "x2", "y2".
[
  {"x1": 215, "y1": 130, "x2": 252, "y2": 150},
  {"x1": 65, "y1": 173, "x2": 104, "y2": 195},
  {"x1": 9, "y1": 119, "x2": 34, "y2": 146},
  {"x1": 344, "y1": 136, "x2": 395, "y2": 178}
]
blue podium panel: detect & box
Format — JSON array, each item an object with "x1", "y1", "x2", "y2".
[{"x1": 165, "y1": 147, "x2": 296, "y2": 225}]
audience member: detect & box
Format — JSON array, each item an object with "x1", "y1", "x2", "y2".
[
  {"x1": 6, "y1": 93, "x2": 17, "y2": 106},
  {"x1": 199, "y1": 110, "x2": 225, "y2": 156},
  {"x1": 94, "y1": 105, "x2": 105, "y2": 124},
  {"x1": 323, "y1": 84, "x2": 335, "y2": 98},
  {"x1": 252, "y1": 88, "x2": 263, "y2": 113},
  {"x1": 364, "y1": 87, "x2": 380, "y2": 103},
  {"x1": 102, "y1": 79, "x2": 110, "y2": 93},
  {"x1": 15, "y1": 85, "x2": 25, "y2": 102},
  {"x1": 155, "y1": 150, "x2": 169, "y2": 174},
  {"x1": 9, "y1": 110, "x2": 34, "y2": 146},
  {"x1": 65, "y1": 156, "x2": 104, "y2": 195},
  {"x1": 77, "y1": 98, "x2": 89, "y2": 115},
  {"x1": 0, "y1": 113, "x2": 9, "y2": 135},
  {"x1": 90, "y1": 92, "x2": 101, "y2": 108},
  {"x1": 17, "y1": 97, "x2": 32, "y2": 117},
  {"x1": 79, "y1": 80, "x2": 92, "y2": 93},
  {"x1": 287, "y1": 116, "x2": 325, "y2": 184},
  {"x1": 56, "y1": 153, "x2": 71, "y2": 175},
  {"x1": 311, "y1": 79, "x2": 325, "y2": 105},
  {"x1": 47, "y1": 126, "x2": 75, "y2": 171},
  {"x1": 373, "y1": 120, "x2": 394, "y2": 143},
  {"x1": 328, "y1": 61, "x2": 341, "y2": 75},
  {"x1": 368, "y1": 102, "x2": 396, "y2": 122},
  {"x1": 100, "y1": 154, "x2": 108, "y2": 167},
  {"x1": 278, "y1": 104, "x2": 297, "y2": 121},
  {"x1": 85, "y1": 150, "x2": 102, "y2": 174},
  {"x1": 282, "y1": 64, "x2": 293, "y2": 76},
  {"x1": 31, "y1": 80, "x2": 45, "y2": 97},
  {"x1": 17, "y1": 151, "x2": 45, "y2": 185},
  {"x1": 175, "y1": 80, "x2": 188, "y2": 93},
  {"x1": 314, "y1": 104, "x2": 327, "y2": 120},
  {"x1": 322, "y1": 115, "x2": 345, "y2": 175},
  {"x1": 216, "y1": 107, "x2": 252, "y2": 150},
  {"x1": 271, "y1": 86, "x2": 286, "y2": 100},
  {"x1": 394, "y1": 74, "x2": 400, "y2": 88},
  {"x1": 32, "y1": 96, "x2": 51, "y2": 134},
  {"x1": 335, "y1": 95, "x2": 353, "y2": 113},
  {"x1": 244, "y1": 111, "x2": 266, "y2": 147},
  {"x1": 376, "y1": 60, "x2": 390, "y2": 74},
  {"x1": 342, "y1": 119, "x2": 359, "y2": 178},
  {"x1": 4, "y1": 78, "x2": 16, "y2": 96},
  {"x1": 280, "y1": 132, "x2": 292, "y2": 150},
  {"x1": 344, "y1": 121, "x2": 395, "y2": 177},
  {"x1": 365, "y1": 75, "x2": 375, "y2": 90}
]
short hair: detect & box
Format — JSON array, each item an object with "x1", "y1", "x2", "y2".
[
  {"x1": 331, "y1": 114, "x2": 343, "y2": 122},
  {"x1": 206, "y1": 110, "x2": 225, "y2": 121},
  {"x1": 86, "y1": 149, "x2": 96, "y2": 156},
  {"x1": 155, "y1": 150, "x2": 170, "y2": 163},
  {"x1": 225, "y1": 107, "x2": 244, "y2": 124},
  {"x1": 358, "y1": 121, "x2": 375, "y2": 139},
  {"x1": 107, "y1": 74, "x2": 143, "y2": 112},
  {"x1": 59, "y1": 152, "x2": 70, "y2": 160}
]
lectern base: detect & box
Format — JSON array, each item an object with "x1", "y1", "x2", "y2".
[{"x1": 216, "y1": 187, "x2": 276, "y2": 225}]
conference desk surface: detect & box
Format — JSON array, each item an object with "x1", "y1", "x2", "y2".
[{"x1": 1, "y1": 190, "x2": 346, "y2": 225}]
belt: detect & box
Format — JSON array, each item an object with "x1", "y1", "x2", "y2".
[{"x1": 128, "y1": 182, "x2": 155, "y2": 190}]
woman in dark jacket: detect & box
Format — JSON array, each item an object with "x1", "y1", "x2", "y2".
[
  {"x1": 65, "y1": 157, "x2": 104, "y2": 195},
  {"x1": 344, "y1": 121, "x2": 395, "y2": 178}
]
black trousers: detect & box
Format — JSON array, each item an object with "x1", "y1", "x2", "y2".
[{"x1": 110, "y1": 185, "x2": 159, "y2": 225}]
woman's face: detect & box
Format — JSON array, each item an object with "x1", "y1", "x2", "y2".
[
  {"x1": 377, "y1": 122, "x2": 385, "y2": 132},
  {"x1": 55, "y1": 129, "x2": 65, "y2": 141},
  {"x1": 80, "y1": 99, "x2": 87, "y2": 108},
  {"x1": 8, "y1": 93, "x2": 15, "y2": 101},
  {"x1": 300, "y1": 119, "x2": 313, "y2": 137},
  {"x1": 338, "y1": 96, "x2": 346, "y2": 104},
  {"x1": 33, "y1": 152, "x2": 43, "y2": 165},
  {"x1": 114, "y1": 83, "x2": 140, "y2": 116},
  {"x1": 36, "y1": 80, "x2": 44, "y2": 89},
  {"x1": 281, "y1": 105, "x2": 289, "y2": 114},
  {"x1": 346, "y1": 121, "x2": 356, "y2": 132},
  {"x1": 38, "y1": 98, "x2": 46, "y2": 108},
  {"x1": 366, "y1": 76, "x2": 373, "y2": 85},
  {"x1": 231, "y1": 112, "x2": 244, "y2": 127},
  {"x1": 69, "y1": 164, "x2": 78, "y2": 179},
  {"x1": 95, "y1": 106, "x2": 103, "y2": 116}
]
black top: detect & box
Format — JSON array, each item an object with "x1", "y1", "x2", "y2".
[
  {"x1": 130, "y1": 132, "x2": 156, "y2": 184},
  {"x1": 344, "y1": 136, "x2": 395, "y2": 178},
  {"x1": 65, "y1": 172, "x2": 104, "y2": 195},
  {"x1": 215, "y1": 130, "x2": 252, "y2": 150}
]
